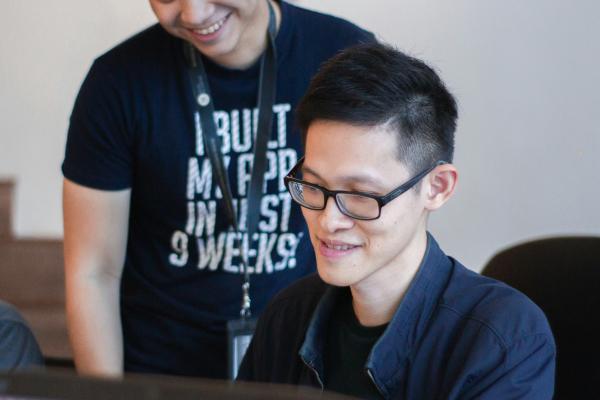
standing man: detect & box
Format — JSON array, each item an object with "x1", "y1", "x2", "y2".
[
  {"x1": 62, "y1": 0, "x2": 373, "y2": 378},
  {"x1": 238, "y1": 43, "x2": 556, "y2": 399}
]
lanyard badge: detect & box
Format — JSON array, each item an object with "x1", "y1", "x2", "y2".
[{"x1": 185, "y1": 1, "x2": 278, "y2": 379}]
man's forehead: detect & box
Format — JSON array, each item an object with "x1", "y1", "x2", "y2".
[
  {"x1": 304, "y1": 120, "x2": 407, "y2": 165},
  {"x1": 300, "y1": 151, "x2": 411, "y2": 191},
  {"x1": 305, "y1": 119, "x2": 402, "y2": 150},
  {"x1": 300, "y1": 162, "x2": 390, "y2": 187}
]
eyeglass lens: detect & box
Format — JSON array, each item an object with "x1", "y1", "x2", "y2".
[{"x1": 288, "y1": 181, "x2": 380, "y2": 219}]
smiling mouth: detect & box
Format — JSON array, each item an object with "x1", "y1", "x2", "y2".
[
  {"x1": 322, "y1": 242, "x2": 359, "y2": 251},
  {"x1": 192, "y1": 13, "x2": 230, "y2": 36},
  {"x1": 318, "y1": 238, "x2": 361, "y2": 259}
]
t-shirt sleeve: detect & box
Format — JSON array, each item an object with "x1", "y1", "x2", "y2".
[{"x1": 62, "y1": 59, "x2": 134, "y2": 190}]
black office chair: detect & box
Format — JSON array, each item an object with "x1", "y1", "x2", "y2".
[{"x1": 481, "y1": 236, "x2": 600, "y2": 399}]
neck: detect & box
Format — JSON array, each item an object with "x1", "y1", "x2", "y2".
[
  {"x1": 350, "y1": 230, "x2": 428, "y2": 327},
  {"x1": 215, "y1": 0, "x2": 280, "y2": 69}
]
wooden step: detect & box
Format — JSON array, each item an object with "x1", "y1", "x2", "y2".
[
  {"x1": 0, "y1": 179, "x2": 71, "y2": 359},
  {"x1": 0, "y1": 239, "x2": 69, "y2": 359},
  {"x1": 0, "y1": 180, "x2": 14, "y2": 240}
]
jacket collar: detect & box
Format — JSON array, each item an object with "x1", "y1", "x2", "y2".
[{"x1": 299, "y1": 233, "x2": 453, "y2": 397}]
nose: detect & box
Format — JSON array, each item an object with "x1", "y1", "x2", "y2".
[
  {"x1": 180, "y1": 0, "x2": 216, "y2": 25},
  {"x1": 317, "y1": 196, "x2": 354, "y2": 233}
]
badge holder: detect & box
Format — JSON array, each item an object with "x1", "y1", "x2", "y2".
[
  {"x1": 227, "y1": 281, "x2": 257, "y2": 379},
  {"x1": 185, "y1": 1, "x2": 278, "y2": 380}
]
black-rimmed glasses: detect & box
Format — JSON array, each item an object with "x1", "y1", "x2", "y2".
[{"x1": 283, "y1": 158, "x2": 446, "y2": 220}]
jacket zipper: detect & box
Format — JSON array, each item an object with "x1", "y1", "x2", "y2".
[
  {"x1": 367, "y1": 368, "x2": 387, "y2": 399},
  {"x1": 302, "y1": 358, "x2": 324, "y2": 390}
]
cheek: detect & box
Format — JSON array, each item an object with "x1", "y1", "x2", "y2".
[
  {"x1": 360, "y1": 223, "x2": 387, "y2": 253},
  {"x1": 234, "y1": 0, "x2": 258, "y2": 16},
  {"x1": 301, "y1": 209, "x2": 318, "y2": 233},
  {"x1": 151, "y1": 3, "x2": 182, "y2": 29},
  {"x1": 364, "y1": 205, "x2": 415, "y2": 250}
]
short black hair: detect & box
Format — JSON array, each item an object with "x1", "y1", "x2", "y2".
[{"x1": 296, "y1": 43, "x2": 458, "y2": 173}]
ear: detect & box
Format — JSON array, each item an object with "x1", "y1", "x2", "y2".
[{"x1": 423, "y1": 163, "x2": 458, "y2": 211}]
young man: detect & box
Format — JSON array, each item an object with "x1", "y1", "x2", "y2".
[
  {"x1": 237, "y1": 43, "x2": 556, "y2": 399},
  {"x1": 62, "y1": 0, "x2": 373, "y2": 378}
]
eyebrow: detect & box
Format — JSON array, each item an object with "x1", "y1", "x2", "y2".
[{"x1": 301, "y1": 164, "x2": 387, "y2": 189}]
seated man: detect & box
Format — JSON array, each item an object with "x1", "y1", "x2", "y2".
[
  {"x1": 0, "y1": 300, "x2": 43, "y2": 371},
  {"x1": 237, "y1": 43, "x2": 555, "y2": 399}
]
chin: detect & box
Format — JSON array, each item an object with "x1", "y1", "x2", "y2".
[
  {"x1": 315, "y1": 260, "x2": 358, "y2": 288},
  {"x1": 317, "y1": 273, "x2": 350, "y2": 288}
]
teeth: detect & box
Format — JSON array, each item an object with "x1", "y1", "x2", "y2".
[
  {"x1": 194, "y1": 16, "x2": 226, "y2": 35},
  {"x1": 326, "y1": 243, "x2": 354, "y2": 251}
]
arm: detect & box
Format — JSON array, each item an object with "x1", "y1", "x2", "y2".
[{"x1": 63, "y1": 178, "x2": 130, "y2": 377}]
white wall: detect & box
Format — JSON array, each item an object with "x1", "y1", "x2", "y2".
[
  {"x1": 0, "y1": 0, "x2": 156, "y2": 236},
  {"x1": 1, "y1": 0, "x2": 598, "y2": 271}
]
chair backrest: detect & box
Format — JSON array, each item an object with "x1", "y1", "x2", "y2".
[{"x1": 481, "y1": 236, "x2": 600, "y2": 399}]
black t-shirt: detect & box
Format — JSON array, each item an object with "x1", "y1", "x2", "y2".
[
  {"x1": 324, "y1": 290, "x2": 387, "y2": 399},
  {"x1": 62, "y1": 1, "x2": 374, "y2": 378}
]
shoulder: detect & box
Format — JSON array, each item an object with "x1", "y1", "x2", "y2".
[
  {"x1": 281, "y1": 1, "x2": 375, "y2": 48},
  {"x1": 100, "y1": 24, "x2": 172, "y2": 59},
  {"x1": 282, "y1": 2, "x2": 372, "y2": 36},
  {"x1": 0, "y1": 300, "x2": 37, "y2": 341},
  {"x1": 429, "y1": 261, "x2": 556, "y2": 398},
  {"x1": 0, "y1": 300, "x2": 43, "y2": 369},
  {"x1": 0, "y1": 300, "x2": 26, "y2": 324},
  {"x1": 71, "y1": 24, "x2": 179, "y2": 116},
  {"x1": 91, "y1": 24, "x2": 179, "y2": 75},
  {"x1": 439, "y1": 260, "x2": 554, "y2": 349},
  {"x1": 274, "y1": 2, "x2": 374, "y2": 81}
]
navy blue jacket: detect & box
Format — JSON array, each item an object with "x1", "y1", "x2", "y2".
[{"x1": 238, "y1": 235, "x2": 555, "y2": 399}]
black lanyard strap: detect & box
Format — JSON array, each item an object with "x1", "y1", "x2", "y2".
[{"x1": 185, "y1": 1, "x2": 278, "y2": 318}]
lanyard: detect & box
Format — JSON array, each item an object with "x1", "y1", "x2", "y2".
[{"x1": 184, "y1": 1, "x2": 277, "y2": 319}]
